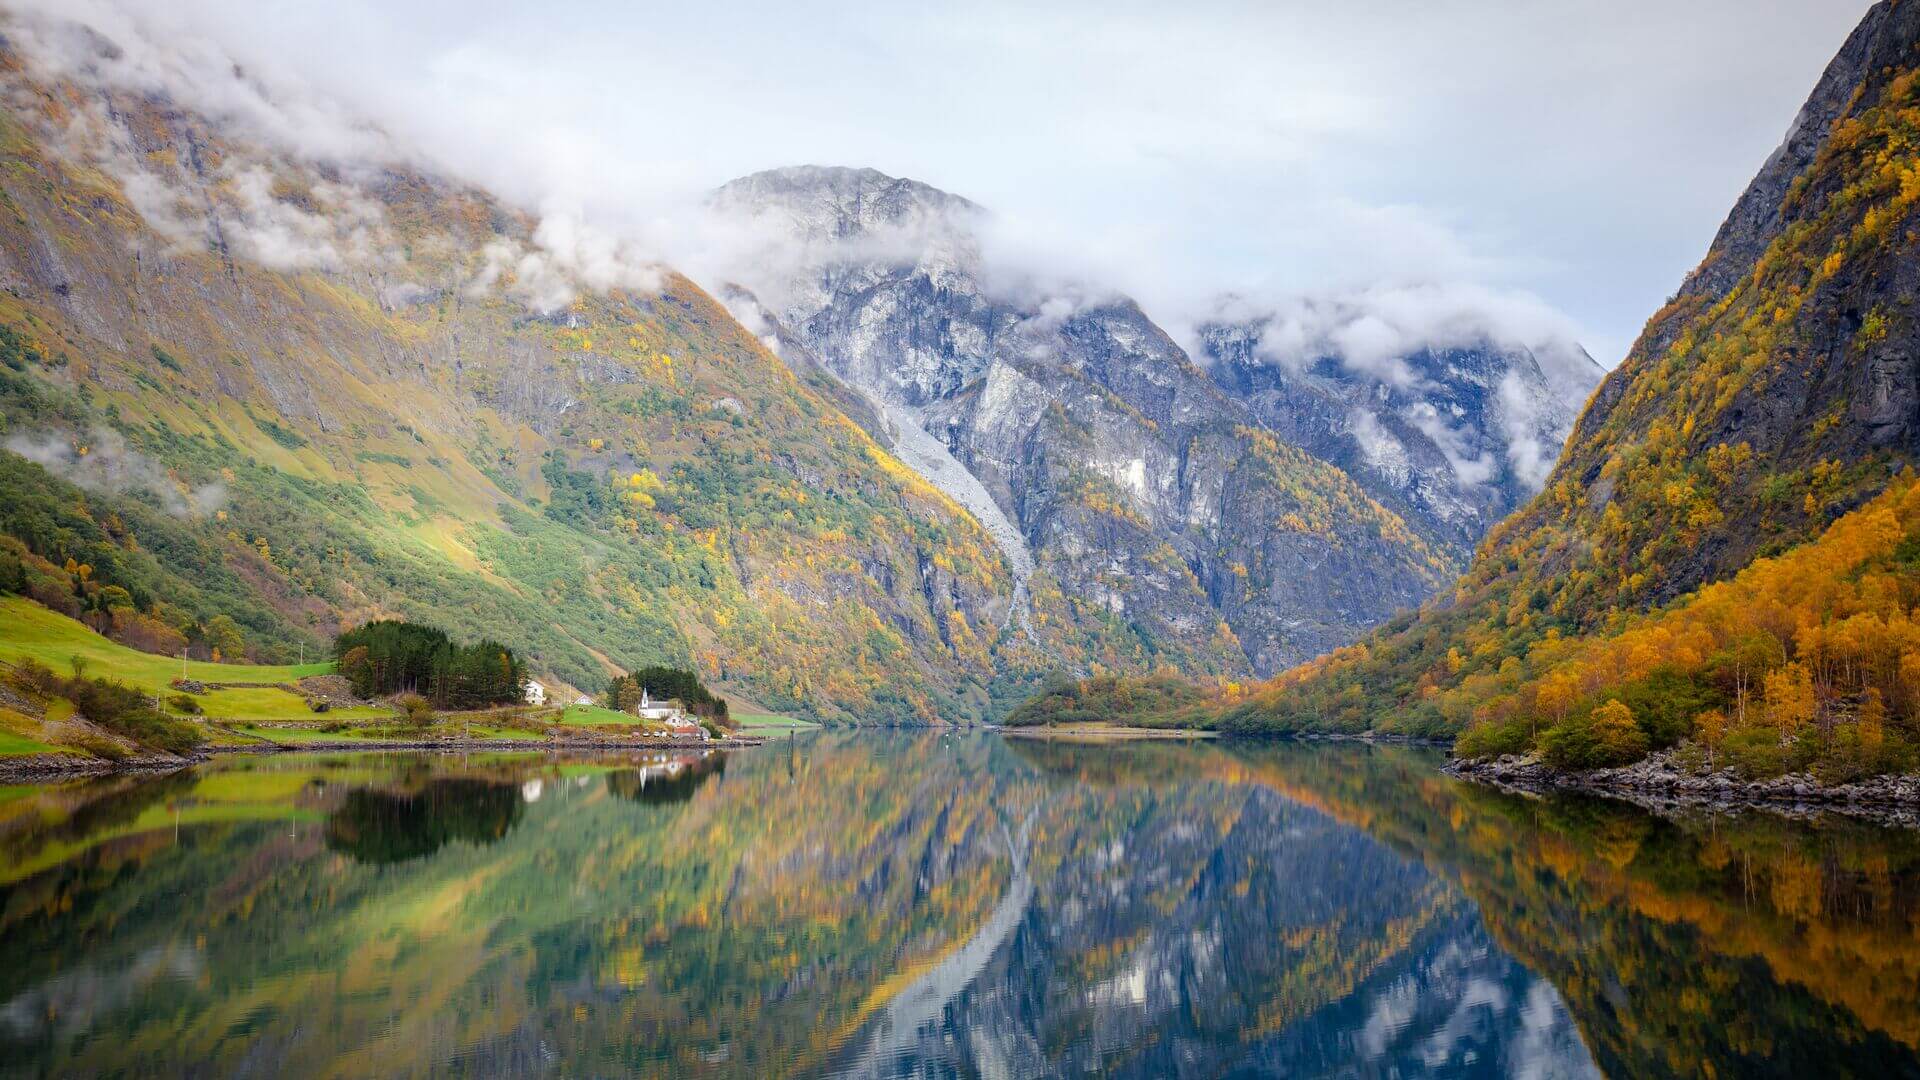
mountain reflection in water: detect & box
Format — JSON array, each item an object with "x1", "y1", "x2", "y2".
[{"x1": 0, "y1": 735, "x2": 1916, "y2": 1078}]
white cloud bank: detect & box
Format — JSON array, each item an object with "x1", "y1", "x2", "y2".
[
  {"x1": 1207, "y1": 282, "x2": 1597, "y2": 393},
  {"x1": 1202, "y1": 282, "x2": 1603, "y2": 493},
  {"x1": 1, "y1": 0, "x2": 665, "y2": 313},
  {"x1": 0, "y1": 0, "x2": 1871, "y2": 362}
]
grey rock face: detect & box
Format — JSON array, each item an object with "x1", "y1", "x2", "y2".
[
  {"x1": 712, "y1": 166, "x2": 1458, "y2": 676},
  {"x1": 1198, "y1": 317, "x2": 1601, "y2": 552},
  {"x1": 1544, "y1": 0, "x2": 1920, "y2": 611},
  {"x1": 1679, "y1": 0, "x2": 1916, "y2": 307}
]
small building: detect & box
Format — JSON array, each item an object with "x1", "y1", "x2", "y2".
[
  {"x1": 633, "y1": 688, "x2": 684, "y2": 722},
  {"x1": 665, "y1": 715, "x2": 709, "y2": 741},
  {"x1": 524, "y1": 679, "x2": 547, "y2": 706},
  {"x1": 574, "y1": 694, "x2": 593, "y2": 706}
]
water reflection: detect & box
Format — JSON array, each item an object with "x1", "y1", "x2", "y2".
[
  {"x1": 0, "y1": 737, "x2": 1915, "y2": 1077},
  {"x1": 606, "y1": 752, "x2": 727, "y2": 805},
  {"x1": 324, "y1": 778, "x2": 527, "y2": 865}
]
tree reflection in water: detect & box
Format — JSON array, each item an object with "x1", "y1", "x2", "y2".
[
  {"x1": 605, "y1": 752, "x2": 726, "y2": 806},
  {"x1": 324, "y1": 778, "x2": 526, "y2": 865}
]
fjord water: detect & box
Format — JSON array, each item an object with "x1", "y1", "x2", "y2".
[{"x1": 2, "y1": 738, "x2": 1918, "y2": 1078}]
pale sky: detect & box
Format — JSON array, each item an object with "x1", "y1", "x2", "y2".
[{"x1": 22, "y1": 0, "x2": 1879, "y2": 364}]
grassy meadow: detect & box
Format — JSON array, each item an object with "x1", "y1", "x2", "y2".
[{"x1": 0, "y1": 597, "x2": 390, "y2": 724}]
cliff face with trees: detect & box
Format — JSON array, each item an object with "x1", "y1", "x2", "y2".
[{"x1": 1101, "y1": 1, "x2": 1920, "y2": 782}]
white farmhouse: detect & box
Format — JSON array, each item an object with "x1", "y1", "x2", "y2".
[{"x1": 523, "y1": 679, "x2": 547, "y2": 706}]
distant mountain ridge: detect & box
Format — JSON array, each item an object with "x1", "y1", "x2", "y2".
[
  {"x1": 1197, "y1": 305, "x2": 1602, "y2": 550},
  {"x1": 715, "y1": 166, "x2": 1483, "y2": 676},
  {"x1": 711, "y1": 165, "x2": 1600, "y2": 674}
]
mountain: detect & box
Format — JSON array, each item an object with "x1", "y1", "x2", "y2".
[
  {"x1": 1217, "y1": 1, "x2": 1920, "y2": 774},
  {"x1": 1, "y1": 9, "x2": 1596, "y2": 723},
  {"x1": 711, "y1": 166, "x2": 1462, "y2": 676},
  {"x1": 0, "y1": 18, "x2": 1095, "y2": 724},
  {"x1": 1196, "y1": 297, "x2": 1603, "y2": 551}
]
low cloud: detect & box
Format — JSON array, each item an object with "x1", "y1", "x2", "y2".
[
  {"x1": 463, "y1": 210, "x2": 662, "y2": 314},
  {"x1": 221, "y1": 167, "x2": 400, "y2": 272},
  {"x1": 1401, "y1": 401, "x2": 1500, "y2": 489},
  {"x1": 3, "y1": 2, "x2": 666, "y2": 314},
  {"x1": 1207, "y1": 282, "x2": 1595, "y2": 387},
  {"x1": 1346, "y1": 405, "x2": 1411, "y2": 486},
  {"x1": 4, "y1": 0, "x2": 397, "y2": 167},
  {"x1": 1199, "y1": 283, "x2": 1600, "y2": 493},
  {"x1": 1496, "y1": 370, "x2": 1571, "y2": 491},
  {"x1": 716, "y1": 290, "x2": 784, "y2": 356},
  {"x1": 688, "y1": 177, "x2": 986, "y2": 321},
  {"x1": 695, "y1": 167, "x2": 1137, "y2": 358},
  {"x1": 6, "y1": 427, "x2": 226, "y2": 517},
  {"x1": 0, "y1": 0, "x2": 1868, "y2": 365}
]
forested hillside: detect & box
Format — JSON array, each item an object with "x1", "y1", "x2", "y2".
[
  {"x1": 0, "y1": 23, "x2": 1170, "y2": 724},
  {"x1": 1214, "y1": 1, "x2": 1920, "y2": 773}
]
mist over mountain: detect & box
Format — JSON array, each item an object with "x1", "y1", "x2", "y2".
[
  {"x1": 1196, "y1": 288, "x2": 1603, "y2": 549},
  {"x1": 707, "y1": 164, "x2": 1608, "y2": 673},
  {"x1": 0, "y1": 0, "x2": 1864, "y2": 732},
  {"x1": 0, "y1": 14, "x2": 1078, "y2": 723},
  {"x1": 0, "y1": 3, "x2": 1505, "y2": 715},
  {"x1": 713, "y1": 165, "x2": 1534, "y2": 676}
]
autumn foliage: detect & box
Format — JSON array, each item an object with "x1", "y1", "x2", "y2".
[{"x1": 1444, "y1": 477, "x2": 1920, "y2": 778}]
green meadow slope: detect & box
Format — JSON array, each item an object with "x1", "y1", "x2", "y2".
[{"x1": 0, "y1": 35, "x2": 1203, "y2": 724}]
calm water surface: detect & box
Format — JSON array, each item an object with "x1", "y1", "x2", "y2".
[{"x1": 3, "y1": 734, "x2": 1919, "y2": 1078}]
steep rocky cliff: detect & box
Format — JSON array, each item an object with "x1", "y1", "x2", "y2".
[
  {"x1": 1227, "y1": 0, "x2": 1920, "y2": 739},
  {"x1": 1197, "y1": 304, "x2": 1602, "y2": 551},
  {"x1": 713, "y1": 167, "x2": 1461, "y2": 675}
]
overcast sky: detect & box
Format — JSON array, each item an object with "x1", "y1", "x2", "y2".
[{"x1": 31, "y1": 0, "x2": 1878, "y2": 364}]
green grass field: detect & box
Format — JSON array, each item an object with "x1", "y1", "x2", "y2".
[
  {"x1": 223, "y1": 725, "x2": 368, "y2": 745},
  {"x1": 0, "y1": 729, "x2": 62, "y2": 756},
  {"x1": 560, "y1": 703, "x2": 645, "y2": 727},
  {"x1": 0, "y1": 704, "x2": 69, "y2": 756},
  {"x1": 0, "y1": 598, "x2": 330, "y2": 688},
  {"x1": 0, "y1": 597, "x2": 383, "y2": 722},
  {"x1": 227, "y1": 723, "x2": 546, "y2": 745},
  {"x1": 226, "y1": 725, "x2": 411, "y2": 745}
]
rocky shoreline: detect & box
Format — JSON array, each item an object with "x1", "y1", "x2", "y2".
[
  {"x1": 1447, "y1": 751, "x2": 1920, "y2": 828},
  {"x1": 0, "y1": 753, "x2": 192, "y2": 784},
  {"x1": 0, "y1": 734, "x2": 766, "y2": 785}
]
